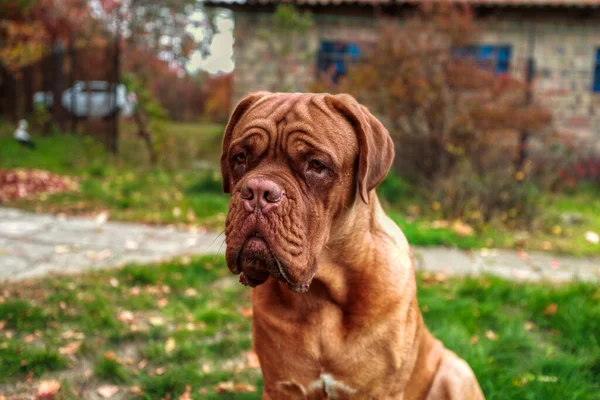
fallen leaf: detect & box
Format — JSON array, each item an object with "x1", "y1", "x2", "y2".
[
  {"x1": 544, "y1": 303, "x2": 558, "y2": 316},
  {"x1": 103, "y1": 351, "x2": 120, "y2": 363},
  {"x1": 61, "y1": 330, "x2": 85, "y2": 340},
  {"x1": 164, "y1": 337, "x2": 176, "y2": 354},
  {"x1": 148, "y1": 316, "x2": 165, "y2": 326},
  {"x1": 23, "y1": 333, "x2": 38, "y2": 343},
  {"x1": 157, "y1": 298, "x2": 169, "y2": 308},
  {"x1": 184, "y1": 288, "x2": 197, "y2": 297},
  {"x1": 431, "y1": 220, "x2": 449, "y2": 229},
  {"x1": 178, "y1": 385, "x2": 193, "y2": 400},
  {"x1": 247, "y1": 350, "x2": 260, "y2": 368},
  {"x1": 95, "y1": 211, "x2": 109, "y2": 225},
  {"x1": 59, "y1": 341, "x2": 82, "y2": 355},
  {"x1": 130, "y1": 287, "x2": 141, "y2": 296},
  {"x1": 37, "y1": 380, "x2": 61, "y2": 398},
  {"x1": 517, "y1": 249, "x2": 528, "y2": 261},
  {"x1": 485, "y1": 330, "x2": 498, "y2": 341},
  {"x1": 172, "y1": 207, "x2": 181, "y2": 218},
  {"x1": 550, "y1": 259, "x2": 560, "y2": 270},
  {"x1": 451, "y1": 220, "x2": 474, "y2": 237},
  {"x1": 0, "y1": 320, "x2": 5, "y2": 330},
  {"x1": 469, "y1": 335, "x2": 480, "y2": 345},
  {"x1": 181, "y1": 255, "x2": 192, "y2": 265},
  {"x1": 154, "y1": 367, "x2": 165, "y2": 376},
  {"x1": 551, "y1": 225, "x2": 562, "y2": 235},
  {"x1": 585, "y1": 231, "x2": 600, "y2": 244},
  {"x1": 202, "y1": 363, "x2": 211, "y2": 373},
  {"x1": 97, "y1": 385, "x2": 119, "y2": 398},
  {"x1": 118, "y1": 311, "x2": 135, "y2": 324},
  {"x1": 109, "y1": 278, "x2": 119, "y2": 288},
  {"x1": 129, "y1": 386, "x2": 143, "y2": 396},
  {"x1": 235, "y1": 383, "x2": 257, "y2": 393},
  {"x1": 524, "y1": 321, "x2": 535, "y2": 331},
  {"x1": 137, "y1": 359, "x2": 148, "y2": 369},
  {"x1": 542, "y1": 241, "x2": 553, "y2": 251},
  {"x1": 214, "y1": 381, "x2": 234, "y2": 393},
  {"x1": 239, "y1": 307, "x2": 253, "y2": 318},
  {"x1": 124, "y1": 240, "x2": 139, "y2": 251},
  {"x1": 59, "y1": 301, "x2": 67, "y2": 310}
]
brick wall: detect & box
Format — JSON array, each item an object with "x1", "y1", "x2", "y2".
[
  {"x1": 232, "y1": 11, "x2": 600, "y2": 143},
  {"x1": 480, "y1": 18, "x2": 600, "y2": 143}
]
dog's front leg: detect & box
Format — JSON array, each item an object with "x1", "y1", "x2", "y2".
[{"x1": 425, "y1": 353, "x2": 485, "y2": 400}]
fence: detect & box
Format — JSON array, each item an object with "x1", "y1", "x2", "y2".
[{"x1": 0, "y1": 43, "x2": 121, "y2": 152}]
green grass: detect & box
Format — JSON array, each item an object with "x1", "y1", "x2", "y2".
[
  {"x1": 0, "y1": 120, "x2": 229, "y2": 228},
  {"x1": 0, "y1": 256, "x2": 597, "y2": 398}
]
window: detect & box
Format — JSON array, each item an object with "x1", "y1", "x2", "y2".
[
  {"x1": 317, "y1": 41, "x2": 361, "y2": 83},
  {"x1": 454, "y1": 45, "x2": 512, "y2": 74},
  {"x1": 593, "y1": 49, "x2": 600, "y2": 93}
]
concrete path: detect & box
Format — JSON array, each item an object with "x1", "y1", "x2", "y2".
[
  {"x1": 0, "y1": 208, "x2": 223, "y2": 281},
  {"x1": 0, "y1": 207, "x2": 598, "y2": 282}
]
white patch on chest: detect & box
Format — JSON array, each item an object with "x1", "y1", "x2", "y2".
[{"x1": 279, "y1": 373, "x2": 357, "y2": 399}]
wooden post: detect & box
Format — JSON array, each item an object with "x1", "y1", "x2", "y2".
[
  {"x1": 51, "y1": 42, "x2": 66, "y2": 132},
  {"x1": 107, "y1": 6, "x2": 121, "y2": 154}
]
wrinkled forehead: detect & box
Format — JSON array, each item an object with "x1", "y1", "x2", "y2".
[{"x1": 232, "y1": 93, "x2": 358, "y2": 156}]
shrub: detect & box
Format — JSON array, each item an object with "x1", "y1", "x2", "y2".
[{"x1": 312, "y1": 3, "x2": 553, "y2": 226}]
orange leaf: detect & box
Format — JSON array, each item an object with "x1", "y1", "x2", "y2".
[
  {"x1": 485, "y1": 330, "x2": 498, "y2": 341},
  {"x1": 59, "y1": 341, "x2": 82, "y2": 355},
  {"x1": 544, "y1": 303, "x2": 558, "y2": 316},
  {"x1": 36, "y1": 380, "x2": 61, "y2": 399},
  {"x1": 97, "y1": 385, "x2": 119, "y2": 398},
  {"x1": 247, "y1": 350, "x2": 261, "y2": 369},
  {"x1": 239, "y1": 307, "x2": 253, "y2": 318}
]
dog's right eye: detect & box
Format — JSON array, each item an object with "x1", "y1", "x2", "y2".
[{"x1": 232, "y1": 152, "x2": 246, "y2": 164}]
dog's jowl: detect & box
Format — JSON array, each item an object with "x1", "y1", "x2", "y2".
[{"x1": 220, "y1": 92, "x2": 485, "y2": 400}]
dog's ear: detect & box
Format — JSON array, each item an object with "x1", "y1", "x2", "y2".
[
  {"x1": 329, "y1": 94, "x2": 395, "y2": 204},
  {"x1": 221, "y1": 92, "x2": 271, "y2": 193}
]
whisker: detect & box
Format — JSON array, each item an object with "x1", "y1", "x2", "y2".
[{"x1": 204, "y1": 229, "x2": 225, "y2": 253}]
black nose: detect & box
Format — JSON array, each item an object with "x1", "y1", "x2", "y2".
[{"x1": 241, "y1": 178, "x2": 284, "y2": 214}]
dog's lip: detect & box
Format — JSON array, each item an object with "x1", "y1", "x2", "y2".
[{"x1": 230, "y1": 231, "x2": 312, "y2": 293}]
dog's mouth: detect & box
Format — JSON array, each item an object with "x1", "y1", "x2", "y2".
[{"x1": 233, "y1": 232, "x2": 310, "y2": 293}]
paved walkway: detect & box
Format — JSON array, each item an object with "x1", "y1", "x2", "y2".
[
  {"x1": 0, "y1": 207, "x2": 598, "y2": 282},
  {"x1": 0, "y1": 208, "x2": 223, "y2": 281}
]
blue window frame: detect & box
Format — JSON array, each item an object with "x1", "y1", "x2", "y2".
[
  {"x1": 593, "y1": 49, "x2": 600, "y2": 93},
  {"x1": 454, "y1": 45, "x2": 512, "y2": 74},
  {"x1": 317, "y1": 41, "x2": 361, "y2": 83}
]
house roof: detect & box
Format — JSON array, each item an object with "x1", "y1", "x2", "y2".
[{"x1": 209, "y1": 0, "x2": 600, "y2": 7}]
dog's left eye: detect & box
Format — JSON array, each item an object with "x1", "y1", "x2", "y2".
[
  {"x1": 232, "y1": 152, "x2": 246, "y2": 164},
  {"x1": 308, "y1": 159, "x2": 326, "y2": 173}
]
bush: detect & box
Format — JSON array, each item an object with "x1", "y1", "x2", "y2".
[{"x1": 312, "y1": 3, "x2": 552, "y2": 226}]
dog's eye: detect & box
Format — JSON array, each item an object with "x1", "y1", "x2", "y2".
[
  {"x1": 308, "y1": 159, "x2": 326, "y2": 173},
  {"x1": 232, "y1": 152, "x2": 246, "y2": 164}
]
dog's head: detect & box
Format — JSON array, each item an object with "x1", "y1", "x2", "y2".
[{"x1": 220, "y1": 92, "x2": 394, "y2": 293}]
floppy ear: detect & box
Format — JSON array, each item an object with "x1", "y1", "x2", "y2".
[
  {"x1": 329, "y1": 94, "x2": 395, "y2": 204},
  {"x1": 220, "y1": 92, "x2": 271, "y2": 193}
]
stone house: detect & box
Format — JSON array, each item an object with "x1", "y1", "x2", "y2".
[{"x1": 210, "y1": 0, "x2": 600, "y2": 141}]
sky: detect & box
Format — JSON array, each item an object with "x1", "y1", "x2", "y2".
[{"x1": 186, "y1": 10, "x2": 235, "y2": 75}]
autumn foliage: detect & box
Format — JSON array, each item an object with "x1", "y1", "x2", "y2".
[{"x1": 313, "y1": 3, "x2": 553, "y2": 226}]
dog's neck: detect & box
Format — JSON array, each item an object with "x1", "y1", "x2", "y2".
[{"x1": 270, "y1": 192, "x2": 415, "y2": 319}]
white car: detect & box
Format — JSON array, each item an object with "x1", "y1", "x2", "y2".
[{"x1": 33, "y1": 81, "x2": 135, "y2": 119}]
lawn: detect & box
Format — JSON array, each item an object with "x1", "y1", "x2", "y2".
[
  {"x1": 0, "y1": 120, "x2": 230, "y2": 229},
  {"x1": 0, "y1": 256, "x2": 598, "y2": 399},
  {"x1": 1, "y1": 120, "x2": 600, "y2": 256}
]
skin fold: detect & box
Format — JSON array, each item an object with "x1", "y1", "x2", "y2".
[{"x1": 220, "y1": 92, "x2": 485, "y2": 400}]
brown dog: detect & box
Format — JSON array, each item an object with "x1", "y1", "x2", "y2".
[{"x1": 221, "y1": 92, "x2": 485, "y2": 400}]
